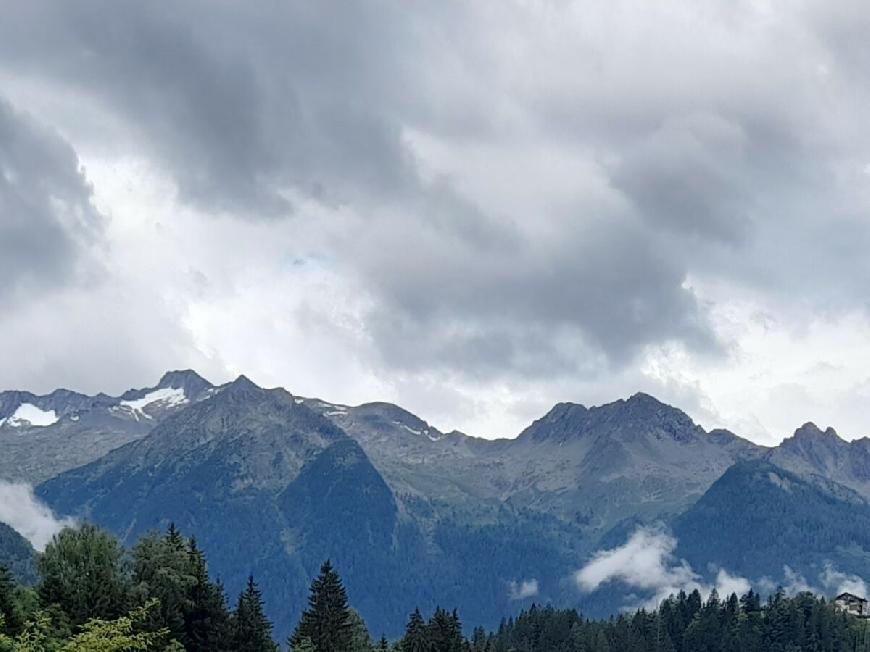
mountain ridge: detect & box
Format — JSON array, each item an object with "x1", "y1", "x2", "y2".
[{"x1": 6, "y1": 370, "x2": 870, "y2": 635}]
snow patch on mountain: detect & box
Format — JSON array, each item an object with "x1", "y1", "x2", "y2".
[
  {"x1": 0, "y1": 403, "x2": 59, "y2": 427},
  {"x1": 116, "y1": 387, "x2": 188, "y2": 420},
  {"x1": 393, "y1": 421, "x2": 441, "y2": 441}
]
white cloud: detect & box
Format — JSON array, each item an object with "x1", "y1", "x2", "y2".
[
  {"x1": 508, "y1": 578, "x2": 539, "y2": 601},
  {"x1": 576, "y1": 526, "x2": 751, "y2": 608},
  {"x1": 0, "y1": 481, "x2": 75, "y2": 551},
  {"x1": 715, "y1": 569, "x2": 752, "y2": 598},
  {"x1": 578, "y1": 527, "x2": 870, "y2": 609},
  {"x1": 821, "y1": 563, "x2": 868, "y2": 598},
  {"x1": 757, "y1": 563, "x2": 868, "y2": 598}
]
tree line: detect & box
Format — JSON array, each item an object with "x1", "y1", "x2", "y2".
[{"x1": 1, "y1": 523, "x2": 868, "y2": 651}]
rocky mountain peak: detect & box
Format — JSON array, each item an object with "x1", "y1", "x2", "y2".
[
  {"x1": 220, "y1": 374, "x2": 263, "y2": 399},
  {"x1": 620, "y1": 392, "x2": 692, "y2": 422},
  {"x1": 518, "y1": 402, "x2": 588, "y2": 441},
  {"x1": 157, "y1": 369, "x2": 212, "y2": 396},
  {"x1": 790, "y1": 422, "x2": 843, "y2": 443}
]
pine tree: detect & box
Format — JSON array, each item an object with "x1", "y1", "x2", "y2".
[
  {"x1": 470, "y1": 626, "x2": 487, "y2": 652},
  {"x1": 0, "y1": 566, "x2": 23, "y2": 636},
  {"x1": 401, "y1": 608, "x2": 428, "y2": 652},
  {"x1": 348, "y1": 608, "x2": 374, "y2": 652},
  {"x1": 233, "y1": 575, "x2": 278, "y2": 652},
  {"x1": 183, "y1": 538, "x2": 232, "y2": 651},
  {"x1": 378, "y1": 634, "x2": 390, "y2": 651},
  {"x1": 290, "y1": 560, "x2": 354, "y2": 652},
  {"x1": 427, "y1": 607, "x2": 463, "y2": 652},
  {"x1": 131, "y1": 526, "x2": 195, "y2": 640},
  {"x1": 291, "y1": 636, "x2": 317, "y2": 652}
]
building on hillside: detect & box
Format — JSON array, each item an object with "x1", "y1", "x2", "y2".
[{"x1": 834, "y1": 592, "x2": 869, "y2": 617}]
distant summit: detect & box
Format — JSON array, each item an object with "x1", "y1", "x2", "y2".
[{"x1": 157, "y1": 369, "x2": 213, "y2": 396}]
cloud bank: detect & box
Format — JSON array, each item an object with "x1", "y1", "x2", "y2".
[
  {"x1": 0, "y1": 481, "x2": 75, "y2": 551},
  {"x1": 576, "y1": 526, "x2": 727, "y2": 608},
  {"x1": 4, "y1": 2, "x2": 870, "y2": 440},
  {"x1": 575, "y1": 526, "x2": 866, "y2": 609}
]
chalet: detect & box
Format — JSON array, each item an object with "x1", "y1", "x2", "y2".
[{"x1": 834, "y1": 592, "x2": 869, "y2": 617}]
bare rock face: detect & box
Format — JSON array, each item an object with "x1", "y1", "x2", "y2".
[{"x1": 766, "y1": 422, "x2": 870, "y2": 500}]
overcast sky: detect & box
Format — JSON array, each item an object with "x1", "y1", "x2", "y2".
[{"x1": 2, "y1": 1, "x2": 870, "y2": 444}]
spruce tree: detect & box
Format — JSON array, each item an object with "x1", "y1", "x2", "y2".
[
  {"x1": 427, "y1": 607, "x2": 463, "y2": 652},
  {"x1": 401, "y1": 608, "x2": 428, "y2": 652},
  {"x1": 131, "y1": 526, "x2": 195, "y2": 640},
  {"x1": 233, "y1": 575, "x2": 278, "y2": 652},
  {"x1": 290, "y1": 560, "x2": 354, "y2": 652},
  {"x1": 183, "y1": 538, "x2": 232, "y2": 651},
  {"x1": 0, "y1": 566, "x2": 22, "y2": 636}
]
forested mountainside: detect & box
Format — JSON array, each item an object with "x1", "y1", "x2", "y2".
[
  {"x1": 674, "y1": 460, "x2": 870, "y2": 581},
  {"x1": 1, "y1": 523, "x2": 866, "y2": 652},
  {"x1": 1, "y1": 371, "x2": 869, "y2": 637},
  {"x1": 0, "y1": 523, "x2": 35, "y2": 585}
]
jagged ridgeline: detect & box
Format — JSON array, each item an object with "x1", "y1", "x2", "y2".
[
  {"x1": 3, "y1": 371, "x2": 870, "y2": 637},
  {"x1": 0, "y1": 524, "x2": 867, "y2": 651}
]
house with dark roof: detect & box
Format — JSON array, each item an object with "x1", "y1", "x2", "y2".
[{"x1": 834, "y1": 592, "x2": 869, "y2": 617}]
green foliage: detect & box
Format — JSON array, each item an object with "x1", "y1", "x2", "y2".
[
  {"x1": 290, "y1": 636, "x2": 316, "y2": 652},
  {"x1": 232, "y1": 576, "x2": 278, "y2": 652},
  {"x1": 400, "y1": 608, "x2": 429, "y2": 652},
  {"x1": 3, "y1": 521, "x2": 868, "y2": 652},
  {"x1": 290, "y1": 560, "x2": 354, "y2": 652},
  {"x1": 0, "y1": 525, "x2": 37, "y2": 587},
  {"x1": 484, "y1": 591, "x2": 865, "y2": 652},
  {"x1": 38, "y1": 524, "x2": 130, "y2": 627},
  {"x1": 182, "y1": 538, "x2": 232, "y2": 651},
  {"x1": 0, "y1": 567, "x2": 23, "y2": 637},
  {"x1": 131, "y1": 526, "x2": 232, "y2": 651},
  {"x1": 59, "y1": 599, "x2": 169, "y2": 651},
  {"x1": 426, "y1": 607, "x2": 463, "y2": 652},
  {"x1": 348, "y1": 609, "x2": 375, "y2": 652},
  {"x1": 131, "y1": 527, "x2": 195, "y2": 638}
]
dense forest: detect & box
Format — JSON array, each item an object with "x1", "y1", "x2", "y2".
[{"x1": 0, "y1": 524, "x2": 867, "y2": 651}]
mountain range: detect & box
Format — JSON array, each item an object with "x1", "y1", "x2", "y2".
[{"x1": 2, "y1": 370, "x2": 870, "y2": 637}]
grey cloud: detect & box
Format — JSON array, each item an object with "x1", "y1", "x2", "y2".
[
  {"x1": 357, "y1": 211, "x2": 714, "y2": 376},
  {"x1": 0, "y1": 97, "x2": 101, "y2": 302},
  {"x1": 0, "y1": 2, "x2": 720, "y2": 381},
  {"x1": 611, "y1": 113, "x2": 753, "y2": 244},
  {"x1": 0, "y1": 1, "x2": 419, "y2": 217},
  {"x1": 6, "y1": 0, "x2": 870, "y2": 395}
]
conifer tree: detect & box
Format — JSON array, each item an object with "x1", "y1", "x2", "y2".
[
  {"x1": 348, "y1": 608, "x2": 374, "y2": 652},
  {"x1": 290, "y1": 560, "x2": 354, "y2": 652},
  {"x1": 291, "y1": 636, "x2": 317, "y2": 652},
  {"x1": 183, "y1": 537, "x2": 232, "y2": 651},
  {"x1": 233, "y1": 575, "x2": 278, "y2": 652},
  {"x1": 0, "y1": 566, "x2": 23, "y2": 636},
  {"x1": 427, "y1": 607, "x2": 463, "y2": 652},
  {"x1": 131, "y1": 526, "x2": 195, "y2": 640},
  {"x1": 401, "y1": 608, "x2": 428, "y2": 652}
]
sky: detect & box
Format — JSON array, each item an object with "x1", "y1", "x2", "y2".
[{"x1": 2, "y1": 1, "x2": 870, "y2": 445}]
